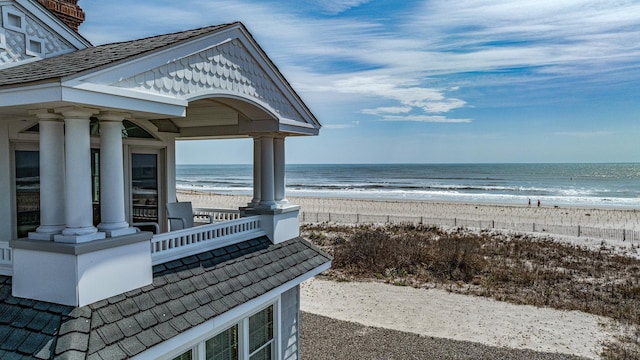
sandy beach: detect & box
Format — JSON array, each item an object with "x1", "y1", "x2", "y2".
[
  {"x1": 177, "y1": 190, "x2": 640, "y2": 231},
  {"x1": 177, "y1": 190, "x2": 637, "y2": 358},
  {"x1": 179, "y1": 190, "x2": 640, "y2": 254}
]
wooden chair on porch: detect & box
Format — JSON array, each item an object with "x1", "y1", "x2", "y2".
[{"x1": 166, "y1": 201, "x2": 213, "y2": 231}]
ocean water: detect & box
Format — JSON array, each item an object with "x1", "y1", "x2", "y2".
[{"x1": 176, "y1": 163, "x2": 640, "y2": 208}]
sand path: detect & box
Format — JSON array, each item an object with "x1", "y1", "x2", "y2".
[{"x1": 300, "y1": 279, "x2": 618, "y2": 359}]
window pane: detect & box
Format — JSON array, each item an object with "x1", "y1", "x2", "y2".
[
  {"x1": 249, "y1": 306, "x2": 273, "y2": 354},
  {"x1": 206, "y1": 324, "x2": 238, "y2": 360},
  {"x1": 172, "y1": 349, "x2": 192, "y2": 360},
  {"x1": 131, "y1": 153, "x2": 158, "y2": 232},
  {"x1": 91, "y1": 149, "x2": 100, "y2": 226},
  {"x1": 249, "y1": 344, "x2": 272, "y2": 360},
  {"x1": 15, "y1": 151, "x2": 39, "y2": 238}
]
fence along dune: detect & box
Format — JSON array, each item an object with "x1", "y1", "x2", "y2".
[{"x1": 177, "y1": 190, "x2": 640, "y2": 243}]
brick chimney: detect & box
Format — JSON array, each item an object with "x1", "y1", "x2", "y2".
[{"x1": 37, "y1": 0, "x2": 85, "y2": 32}]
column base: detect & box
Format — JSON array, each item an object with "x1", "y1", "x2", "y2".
[
  {"x1": 28, "y1": 232, "x2": 56, "y2": 241},
  {"x1": 104, "y1": 227, "x2": 138, "y2": 237},
  {"x1": 28, "y1": 224, "x2": 66, "y2": 240},
  {"x1": 248, "y1": 199, "x2": 260, "y2": 207},
  {"x1": 98, "y1": 222, "x2": 137, "y2": 237},
  {"x1": 55, "y1": 231, "x2": 106, "y2": 244},
  {"x1": 257, "y1": 201, "x2": 278, "y2": 210},
  {"x1": 277, "y1": 199, "x2": 290, "y2": 206}
]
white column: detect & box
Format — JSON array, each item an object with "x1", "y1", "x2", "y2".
[
  {"x1": 29, "y1": 112, "x2": 66, "y2": 240},
  {"x1": 97, "y1": 112, "x2": 136, "y2": 237},
  {"x1": 249, "y1": 136, "x2": 261, "y2": 207},
  {"x1": 274, "y1": 136, "x2": 288, "y2": 205},
  {"x1": 258, "y1": 135, "x2": 276, "y2": 209},
  {"x1": 55, "y1": 107, "x2": 105, "y2": 243},
  {"x1": 0, "y1": 121, "x2": 12, "y2": 242}
]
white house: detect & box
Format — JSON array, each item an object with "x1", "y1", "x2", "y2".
[{"x1": 0, "y1": 1, "x2": 331, "y2": 358}]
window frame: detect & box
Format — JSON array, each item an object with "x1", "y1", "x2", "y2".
[
  {"x1": 159, "y1": 300, "x2": 280, "y2": 360},
  {"x1": 2, "y1": 7, "x2": 26, "y2": 32}
]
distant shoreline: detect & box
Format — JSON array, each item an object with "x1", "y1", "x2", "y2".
[
  {"x1": 177, "y1": 188, "x2": 640, "y2": 212},
  {"x1": 177, "y1": 189, "x2": 640, "y2": 233},
  {"x1": 177, "y1": 162, "x2": 640, "y2": 209}
]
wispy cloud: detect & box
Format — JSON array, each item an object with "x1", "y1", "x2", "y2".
[
  {"x1": 382, "y1": 115, "x2": 471, "y2": 123},
  {"x1": 553, "y1": 131, "x2": 614, "y2": 137},
  {"x1": 315, "y1": 0, "x2": 372, "y2": 15},
  {"x1": 81, "y1": 1, "x2": 640, "y2": 129},
  {"x1": 362, "y1": 106, "x2": 412, "y2": 116},
  {"x1": 324, "y1": 120, "x2": 360, "y2": 129}
]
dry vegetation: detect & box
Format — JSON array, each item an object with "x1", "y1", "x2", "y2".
[{"x1": 302, "y1": 223, "x2": 640, "y2": 359}]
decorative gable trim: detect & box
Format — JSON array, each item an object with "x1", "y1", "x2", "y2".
[
  {"x1": 67, "y1": 24, "x2": 320, "y2": 130},
  {"x1": 25, "y1": 34, "x2": 43, "y2": 56},
  {"x1": 2, "y1": 7, "x2": 26, "y2": 32},
  {"x1": 14, "y1": 0, "x2": 89, "y2": 49},
  {"x1": 112, "y1": 38, "x2": 303, "y2": 123},
  {"x1": 0, "y1": 2, "x2": 80, "y2": 66}
]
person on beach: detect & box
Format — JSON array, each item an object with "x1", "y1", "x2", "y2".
[
  {"x1": 537, "y1": 199, "x2": 540, "y2": 207},
  {"x1": 528, "y1": 199, "x2": 531, "y2": 207}
]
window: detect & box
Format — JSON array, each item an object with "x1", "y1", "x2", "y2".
[
  {"x1": 15, "y1": 150, "x2": 39, "y2": 238},
  {"x1": 26, "y1": 38, "x2": 44, "y2": 57},
  {"x1": 206, "y1": 325, "x2": 238, "y2": 360},
  {"x1": 131, "y1": 153, "x2": 159, "y2": 232},
  {"x1": 249, "y1": 307, "x2": 274, "y2": 360},
  {"x1": 166, "y1": 304, "x2": 275, "y2": 360},
  {"x1": 3, "y1": 10, "x2": 24, "y2": 32},
  {"x1": 173, "y1": 350, "x2": 193, "y2": 360}
]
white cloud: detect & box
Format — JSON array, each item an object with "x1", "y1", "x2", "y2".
[
  {"x1": 81, "y1": 0, "x2": 640, "y2": 128},
  {"x1": 362, "y1": 106, "x2": 412, "y2": 115},
  {"x1": 315, "y1": 0, "x2": 372, "y2": 14},
  {"x1": 381, "y1": 115, "x2": 471, "y2": 123},
  {"x1": 553, "y1": 131, "x2": 614, "y2": 137},
  {"x1": 323, "y1": 120, "x2": 360, "y2": 129}
]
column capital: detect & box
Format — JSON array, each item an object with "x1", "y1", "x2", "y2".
[
  {"x1": 28, "y1": 109, "x2": 63, "y2": 121},
  {"x1": 97, "y1": 111, "x2": 131, "y2": 122},
  {"x1": 248, "y1": 132, "x2": 279, "y2": 139},
  {"x1": 55, "y1": 106, "x2": 99, "y2": 119}
]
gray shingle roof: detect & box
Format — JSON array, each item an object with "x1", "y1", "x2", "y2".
[
  {"x1": 0, "y1": 236, "x2": 331, "y2": 359},
  {"x1": 0, "y1": 23, "x2": 237, "y2": 87}
]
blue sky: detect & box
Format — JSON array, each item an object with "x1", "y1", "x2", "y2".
[{"x1": 79, "y1": 0, "x2": 640, "y2": 164}]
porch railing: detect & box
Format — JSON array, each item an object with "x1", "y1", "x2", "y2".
[
  {"x1": 151, "y1": 215, "x2": 265, "y2": 265},
  {"x1": 194, "y1": 208, "x2": 241, "y2": 223},
  {"x1": 0, "y1": 240, "x2": 12, "y2": 276},
  {"x1": 0, "y1": 213, "x2": 265, "y2": 273}
]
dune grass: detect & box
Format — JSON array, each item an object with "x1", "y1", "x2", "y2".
[{"x1": 302, "y1": 223, "x2": 640, "y2": 359}]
